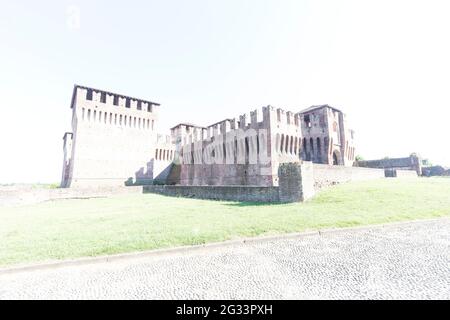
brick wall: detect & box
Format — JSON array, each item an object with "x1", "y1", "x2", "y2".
[
  {"x1": 312, "y1": 164, "x2": 385, "y2": 190},
  {"x1": 143, "y1": 185, "x2": 280, "y2": 202}
]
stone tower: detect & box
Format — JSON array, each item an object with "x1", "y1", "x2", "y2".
[
  {"x1": 60, "y1": 85, "x2": 160, "y2": 187},
  {"x1": 298, "y1": 105, "x2": 356, "y2": 166}
]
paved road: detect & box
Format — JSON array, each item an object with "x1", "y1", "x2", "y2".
[{"x1": 0, "y1": 219, "x2": 449, "y2": 300}]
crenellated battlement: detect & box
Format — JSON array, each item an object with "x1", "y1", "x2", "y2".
[
  {"x1": 71, "y1": 85, "x2": 160, "y2": 114},
  {"x1": 172, "y1": 105, "x2": 301, "y2": 147},
  {"x1": 171, "y1": 105, "x2": 301, "y2": 154}
]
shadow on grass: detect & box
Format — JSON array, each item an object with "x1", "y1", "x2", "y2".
[{"x1": 142, "y1": 191, "x2": 288, "y2": 207}]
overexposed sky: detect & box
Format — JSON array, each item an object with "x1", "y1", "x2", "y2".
[{"x1": 0, "y1": 0, "x2": 449, "y2": 183}]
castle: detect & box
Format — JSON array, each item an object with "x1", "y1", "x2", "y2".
[{"x1": 61, "y1": 85, "x2": 356, "y2": 190}]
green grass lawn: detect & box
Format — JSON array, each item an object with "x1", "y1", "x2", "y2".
[{"x1": 1, "y1": 178, "x2": 449, "y2": 267}]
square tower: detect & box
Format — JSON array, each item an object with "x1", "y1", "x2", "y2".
[
  {"x1": 60, "y1": 85, "x2": 160, "y2": 187},
  {"x1": 298, "y1": 105, "x2": 356, "y2": 166}
]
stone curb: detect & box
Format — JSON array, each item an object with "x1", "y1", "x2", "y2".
[{"x1": 0, "y1": 217, "x2": 447, "y2": 276}]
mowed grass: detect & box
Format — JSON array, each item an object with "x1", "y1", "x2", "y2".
[{"x1": 1, "y1": 178, "x2": 449, "y2": 267}]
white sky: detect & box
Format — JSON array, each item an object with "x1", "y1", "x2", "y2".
[{"x1": 0, "y1": 0, "x2": 449, "y2": 183}]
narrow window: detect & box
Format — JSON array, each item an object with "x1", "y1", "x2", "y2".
[
  {"x1": 223, "y1": 143, "x2": 226, "y2": 161},
  {"x1": 86, "y1": 89, "x2": 93, "y2": 100},
  {"x1": 317, "y1": 137, "x2": 321, "y2": 162},
  {"x1": 152, "y1": 120, "x2": 154, "y2": 130},
  {"x1": 234, "y1": 138, "x2": 238, "y2": 162},
  {"x1": 138, "y1": 118, "x2": 141, "y2": 129},
  {"x1": 137, "y1": 101, "x2": 142, "y2": 110},
  {"x1": 125, "y1": 99, "x2": 131, "y2": 108},
  {"x1": 113, "y1": 96, "x2": 119, "y2": 106},
  {"x1": 286, "y1": 136, "x2": 290, "y2": 154},
  {"x1": 256, "y1": 135, "x2": 260, "y2": 155},
  {"x1": 87, "y1": 109, "x2": 91, "y2": 121},
  {"x1": 93, "y1": 110, "x2": 97, "y2": 122},
  {"x1": 280, "y1": 135, "x2": 285, "y2": 153},
  {"x1": 109, "y1": 113, "x2": 112, "y2": 124},
  {"x1": 147, "y1": 104, "x2": 152, "y2": 112},
  {"x1": 304, "y1": 115, "x2": 312, "y2": 128},
  {"x1": 290, "y1": 137, "x2": 294, "y2": 154},
  {"x1": 285, "y1": 136, "x2": 289, "y2": 153},
  {"x1": 155, "y1": 149, "x2": 159, "y2": 160},
  {"x1": 245, "y1": 137, "x2": 250, "y2": 164},
  {"x1": 304, "y1": 138, "x2": 309, "y2": 160},
  {"x1": 82, "y1": 108, "x2": 85, "y2": 120},
  {"x1": 100, "y1": 92, "x2": 106, "y2": 103},
  {"x1": 119, "y1": 115, "x2": 122, "y2": 126}
]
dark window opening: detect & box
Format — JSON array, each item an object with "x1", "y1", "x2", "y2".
[
  {"x1": 100, "y1": 92, "x2": 106, "y2": 103},
  {"x1": 125, "y1": 99, "x2": 131, "y2": 108},
  {"x1": 317, "y1": 138, "x2": 322, "y2": 162},
  {"x1": 113, "y1": 96, "x2": 119, "y2": 106},
  {"x1": 256, "y1": 135, "x2": 260, "y2": 154},
  {"x1": 304, "y1": 114, "x2": 311, "y2": 128},
  {"x1": 137, "y1": 101, "x2": 142, "y2": 110},
  {"x1": 245, "y1": 137, "x2": 250, "y2": 164},
  {"x1": 333, "y1": 152, "x2": 339, "y2": 165},
  {"x1": 86, "y1": 89, "x2": 93, "y2": 100},
  {"x1": 285, "y1": 136, "x2": 289, "y2": 153}
]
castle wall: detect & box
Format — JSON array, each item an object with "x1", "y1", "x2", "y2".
[
  {"x1": 143, "y1": 163, "x2": 314, "y2": 203},
  {"x1": 172, "y1": 106, "x2": 303, "y2": 187},
  {"x1": 356, "y1": 155, "x2": 422, "y2": 175},
  {"x1": 143, "y1": 185, "x2": 280, "y2": 202},
  {"x1": 312, "y1": 163, "x2": 385, "y2": 190},
  {"x1": 151, "y1": 134, "x2": 176, "y2": 183},
  {"x1": 62, "y1": 86, "x2": 160, "y2": 187}
]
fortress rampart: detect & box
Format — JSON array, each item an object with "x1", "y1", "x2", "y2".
[
  {"x1": 61, "y1": 85, "x2": 161, "y2": 187},
  {"x1": 171, "y1": 106, "x2": 303, "y2": 186},
  {"x1": 60, "y1": 85, "x2": 361, "y2": 199}
]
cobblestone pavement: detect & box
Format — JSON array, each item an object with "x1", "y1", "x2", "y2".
[{"x1": 0, "y1": 219, "x2": 449, "y2": 300}]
